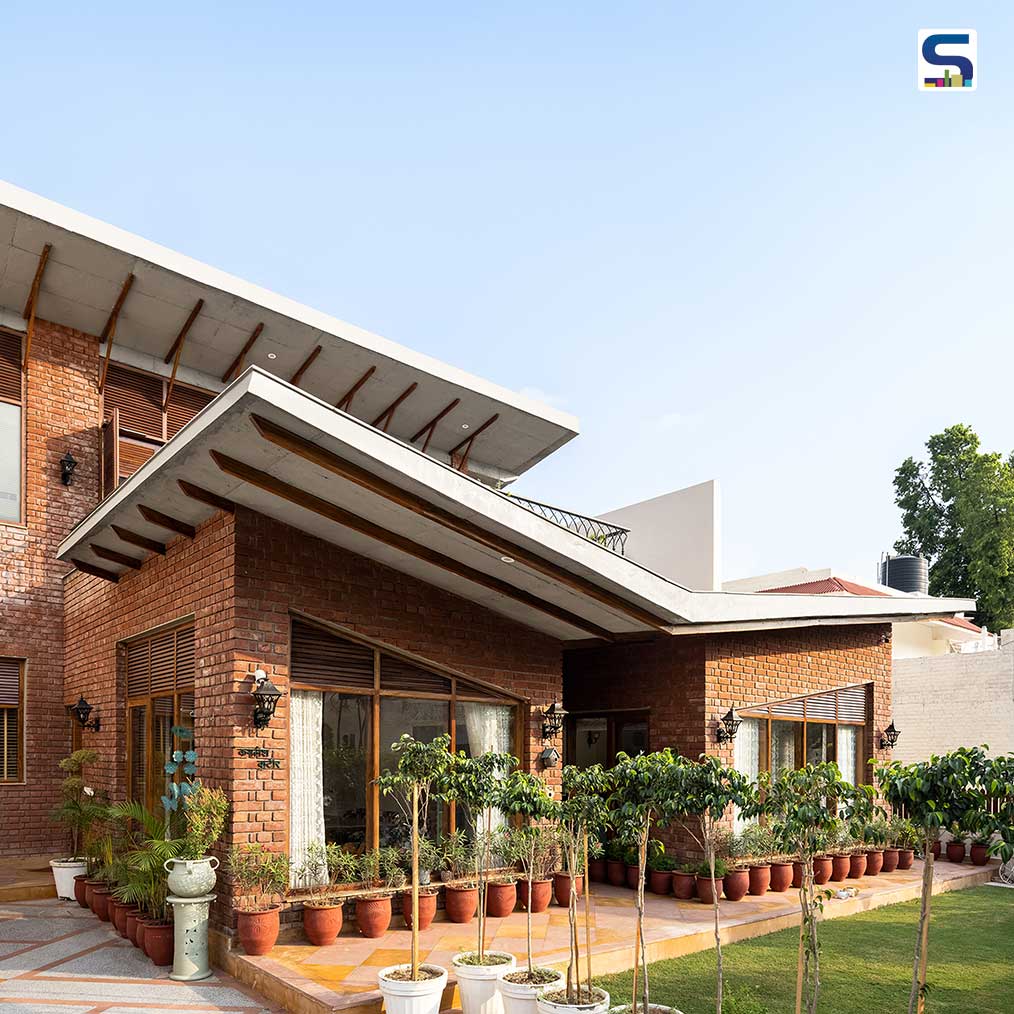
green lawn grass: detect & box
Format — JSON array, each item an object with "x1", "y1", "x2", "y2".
[{"x1": 596, "y1": 886, "x2": 1013, "y2": 1014}]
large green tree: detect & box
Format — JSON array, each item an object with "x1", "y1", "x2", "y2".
[{"x1": 894, "y1": 423, "x2": 1014, "y2": 631}]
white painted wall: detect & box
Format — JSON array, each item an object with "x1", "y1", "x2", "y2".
[{"x1": 599, "y1": 479, "x2": 721, "y2": 591}]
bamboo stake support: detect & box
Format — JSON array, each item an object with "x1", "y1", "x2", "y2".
[
  {"x1": 583, "y1": 833, "x2": 592, "y2": 990},
  {"x1": 411, "y1": 783, "x2": 420, "y2": 978}
]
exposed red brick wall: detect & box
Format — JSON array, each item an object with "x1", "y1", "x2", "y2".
[{"x1": 0, "y1": 319, "x2": 100, "y2": 855}]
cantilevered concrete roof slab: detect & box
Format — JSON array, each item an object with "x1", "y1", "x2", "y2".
[
  {"x1": 0, "y1": 180, "x2": 577, "y2": 482},
  {"x1": 57, "y1": 369, "x2": 977, "y2": 642}
]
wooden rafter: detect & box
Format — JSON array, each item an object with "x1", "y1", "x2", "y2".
[
  {"x1": 250, "y1": 413, "x2": 672, "y2": 632},
  {"x1": 163, "y1": 299, "x2": 204, "y2": 410},
  {"x1": 21, "y1": 243, "x2": 52, "y2": 369},
  {"x1": 137, "y1": 504, "x2": 196, "y2": 538},
  {"x1": 336, "y1": 366, "x2": 375, "y2": 412},
  {"x1": 177, "y1": 479, "x2": 235, "y2": 514},
  {"x1": 410, "y1": 398, "x2": 460, "y2": 454},
  {"x1": 91, "y1": 544, "x2": 143, "y2": 570},
  {"x1": 449, "y1": 413, "x2": 499, "y2": 472},
  {"x1": 221, "y1": 322, "x2": 264, "y2": 383},
  {"x1": 71, "y1": 559, "x2": 119, "y2": 583},
  {"x1": 99, "y1": 274, "x2": 136, "y2": 392},
  {"x1": 112, "y1": 525, "x2": 166, "y2": 555},
  {"x1": 290, "y1": 345, "x2": 322, "y2": 387},
  {"x1": 210, "y1": 448, "x2": 616, "y2": 640},
  {"x1": 371, "y1": 382, "x2": 417, "y2": 431}
]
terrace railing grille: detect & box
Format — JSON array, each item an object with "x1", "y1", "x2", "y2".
[{"x1": 503, "y1": 493, "x2": 629, "y2": 555}]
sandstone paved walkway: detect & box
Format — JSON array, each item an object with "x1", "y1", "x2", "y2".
[{"x1": 0, "y1": 898, "x2": 281, "y2": 1013}]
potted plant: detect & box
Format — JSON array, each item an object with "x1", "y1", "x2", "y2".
[
  {"x1": 863, "y1": 818, "x2": 888, "y2": 877},
  {"x1": 537, "y1": 764, "x2": 612, "y2": 1014},
  {"x1": 164, "y1": 784, "x2": 228, "y2": 898},
  {"x1": 401, "y1": 838, "x2": 442, "y2": 929},
  {"x1": 695, "y1": 858, "x2": 728, "y2": 904},
  {"x1": 945, "y1": 822, "x2": 967, "y2": 863},
  {"x1": 716, "y1": 830, "x2": 748, "y2": 902},
  {"x1": 227, "y1": 843, "x2": 290, "y2": 955},
  {"x1": 552, "y1": 854, "x2": 584, "y2": 908},
  {"x1": 647, "y1": 848, "x2": 676, "y2": 896},
  {"x1": 741, "y1": 824, "x2": 776, "y2": 896},
  {"x1": 587, "y1": 837, "x2": 606, "y2": 883},
  {"x1": 376, "y1": 734, "x2": 454, "y2": 1014},
  {"x1": 623, "y1": 845, "x2": 640, "y2": 890},
  {"x1": 49, "y1": 749, "x2": 106, "y2": 901},
  {"x1": 355, "y1": 846, "x2": 405, "y2": 938},
  {"x1": 441, "y1": 831, "x2": 479, "y2": 923},
  {"x1": 444, "y1": 748, "x2": 518, "y2": 1014},
  {"x1": 605, "y1": 838, "x2": 627, "y2": 887},
  {"x1": 881, "y1": 818, "x2": 901, "y2": 874},
  {"x1": 893, "y1": 817, "x2": 918, "y2": 870},
  {"x1": 672, "y1": 863, "x2": 697, "y2": 901},
  {"x1": 828, "y1": 826, "x2": 851, "y2": 883},
  {"x1": 968, "y1": 829, "x2": 991, "y2": 867},
  {"x1": 497, "y1": 772, "x2": 565, "y2": 1014},
  {"x1": 295, "y1": 841, "x2": 344, "y2": 946},
  {"x1": 764, "y1": 825, "x2": 794, "y2": 893}
]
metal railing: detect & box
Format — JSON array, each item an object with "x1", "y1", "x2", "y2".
[{"x1": 503, "y1": 493, "x2": 629, "y2": 555}]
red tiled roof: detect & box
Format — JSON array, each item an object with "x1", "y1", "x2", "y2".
[
  {"x1": 937, "y1": 615, "x2": 982, "y2": 633},
  {"x1": 761, "y1": 577, "x2": 890, "y2": 597}
]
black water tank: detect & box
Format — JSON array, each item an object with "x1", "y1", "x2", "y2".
[{"x1": 880, "y1": 555, "x2": 929, "y2": 595}]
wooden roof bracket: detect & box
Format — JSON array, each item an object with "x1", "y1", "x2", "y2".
[
  {"x1": 336, "y1": 365, "x2": 376, "y2": 412},
  {"x1": 98, "y1": 273, "x2": 136, "y2": 392},
  {"x1": 163, "y1": 299, "x2": 204, "y2": 410},
  {"x1": 221, "y1": 322, "x2": 264, "y2": 383},
  {"x1": 21, "y1": 243, "x2": 52, "y2": 369},
  {"x1": 371, "y1": 382, "x2": 417, "y2": 431}
]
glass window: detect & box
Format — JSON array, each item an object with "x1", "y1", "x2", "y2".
[
  {"x1": 806, "y1": 723, "x2": 835, "y2": 766},
  {"x1": 321, "y1": 693, "x2": 370, "y2": 848},
  {"x1": 129, "y1": 705, "x2": 147, "y2": 802},
  {"x1": 618, "y1": 720, "x2": 649, "y2": 756},
  {"x1": 770, "y1": 720, "x2": 800, "y2": 778},
  {"x1": 574, "y1": 717, "x2": 609, "y2": 767},
  {"x1": 836, "y1": 725, "x2": 859, "y2": 785},
  {"x1": 0, "y1": 402, "x2": 21, "y2": 523}
]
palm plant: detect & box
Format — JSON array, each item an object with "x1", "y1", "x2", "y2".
[{"x1": 108, "y1": 800, "x2": 184, "y2": 921}]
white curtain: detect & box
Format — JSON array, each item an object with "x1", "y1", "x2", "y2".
[
  {"x1": 733, "y1": 718, "x2": 761, "y2": 833},
  {"x1": 289, "y1": 690, "x2": 326, "y2": 888},
  {"x1": 462, "y1": 703, "x2": 512, "y2": 833},
  {"x1": 771, "y1": 721, "x2": 796, "y2": 778},
  {"x1": 837, "y1": 725, "x2": 858, "y2": 786}
]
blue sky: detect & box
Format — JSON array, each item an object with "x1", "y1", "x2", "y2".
[{"x1": 2, "y1": 3, "x2": 1010, "y2": 582}]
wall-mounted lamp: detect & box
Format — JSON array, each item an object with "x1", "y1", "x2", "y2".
[
  {"x1": 541, "y1": 701, "x2": 568, "y2": 740},
  {"x1": 715, "y1": 708, "x2": 742, "y2": 743},
  {"x1": 879, "y1": 722, "x2": 901, "y2": 750},
  {"x1": 60, "y1": 451, "x2": 77, "y2": 486},
  {"x1": 251, "y1": 668, "x2": 284, "y2": 730},
  {"x1": 69, "y1": 696, "x2": 100, "y2": 732},
  {"x1": 538, "y1": 746, "x2": 560, "y2": 769}
]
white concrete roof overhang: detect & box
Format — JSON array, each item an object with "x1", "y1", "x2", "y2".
[
  {"x1": 57, "y1": 369, "x2": 977, "y2": 642},
  {"x1": 0, "y1": 180, "x2": 577, "y2": 480}
]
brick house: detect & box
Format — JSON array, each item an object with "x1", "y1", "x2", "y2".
[{"x1": 0, "y1": 181, "x2": 975, "y2": 928}]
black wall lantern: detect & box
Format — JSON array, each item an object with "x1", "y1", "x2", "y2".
[
  {"x1": 60, "y1": 451, "x2": 77, "y2": 486},
  {"x1": 716, "y1": 708, "x2": 742, "y2": 743},
  {"x1": 541, "y1": 701, "x2": 568, "y2": 740},
  {"x1": 879, "y1": 722, "x2": 901, "y2": 750},
  {"x1": 69, "y1": 696, "x2": 100, "y2": 732},
  {"x1": 251, "y1": 669, "x2": 284, "y2": 730}
]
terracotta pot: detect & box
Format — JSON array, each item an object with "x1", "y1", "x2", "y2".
[
  {"x1": 91, "y1": 886, "x2": 112, "y2": 922},
  {"x1": 649, "y1": 869, "x2": 672, "y2": 895},
  {"x1": 518, "y1": 878, "x2": 553, "y2": 913},
  {"x1": 84, "y1": 879, "x2": 101, "y2": 912},
  {"x1": 897, "y1": 848, "x2": 915, "y2": 870},
  {"x1": 830, "y1": 855, "x2": 850, "y2": 882},
  {"x1": 792, "y1": 860, "x2": 803, "y2": 889},
  {"x1": 848, "y1": 853, "x2": 867, "y2": 879},
  {"x1": 606, "y1": 859, "x2": 626, "y2": 886},
  {"x1": 237, "y1": 906, "x2": 281, "y2": 955},
  {"x1": 355, "y1": 896, "x2": 392, "y2": 939},
  {"x1": 73, "y1": 874, "x2": 89, "y2": 908},
  {"x1": 946, "y1": 842, "x2": 966, "y2": 864},
  {"x1": 672, "y1": 871, "x2": 696, "y2": 900},
  {"x1": 625, "y1": 864, "x2": 639, "y2": 890},
  {"x1": 769, "y1": 862, "x2": 793, "y2": 893},
  {"x1": 553, "y1": 872, "x2": 583, "y2": 907},
  {"x1": 971, "y1": 844, "x2": 989, "y2": 866},
  {"x1": 695, "y1": 874, "x2": 720, "y2": 904},
  {"x1": 401, "y1": 890, "x2": 437, "y2": 931},
  {"x1": 881, "y1": 848, "x2": 900, "y2": 874},
  {"x1": 589, "y1": 858, "x2": 607, "y2": 883},
  {"x1": 136, "y1": 920, "x2": 147, "y2": 954},
  {"x1": 931, "y1": 841, "x2": 941, "y2": 858},
  {"x1": 143, "y1": 920, "x2": 173, "y2": 967},
  {"x1": 125, "y1": 911, "x2": 141, "y2": 947},
  {"x1": 813, "y1": 856, "x2": 832, "y2": 885},
  {"x1": 723, "y1": 869, "x2": 749, "y2": 902},
  {"x1": 444, "y1": 885, "x2": 478, "y2": 923},
  {"x1": 866, "y1": 850, "x2": 884, "y2": 876},
  {"x1": 111, "y1": 900, "x2": 130, "y2": 937},
  {"x1": 303, "y1": 903, "x2": 344, "y2": 946},
  {"x1": 748, "y1": 864, "x2": 770, "y2": 896},
  {"x1": 486, "y1": 881, "x2": 517, "y2": 918}
]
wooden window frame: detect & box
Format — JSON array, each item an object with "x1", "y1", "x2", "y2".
[
  {"x1": 0, "y1": 327, "x2": 26, "y2": 528},
  {"x1": 0, "y1": 658, "x2": 25, "y2": 783},
  {"x1": 289, "y1": 613, "x2": 527, "y2": 850}
]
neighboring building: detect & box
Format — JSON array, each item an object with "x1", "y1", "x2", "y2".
[{"x1": 0, "y1": 181, "x2": 975, "y2": 933}]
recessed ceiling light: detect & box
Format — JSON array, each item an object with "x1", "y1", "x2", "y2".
[
  {"x1": 461, "y1": 423, "x2": 470, "y2": 430},
  {"x1": 500, "y1": 556, "x2": 515, "y2": 564},
  {"x1": 267, "y1": 352, "x2": 277, "y2": 360}
]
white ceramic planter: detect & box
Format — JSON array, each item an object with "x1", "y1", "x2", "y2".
[
  {"x1": 164, "y1": 856, "x2": 219, "y2": 898},
  {"x1": 536, "y1": 986, "x2": 610, "y2": 1014},
  {"x1": 499, "y1": 969, "x2": 564, "y2": 1014},
  {"x1": 453, "y1": 951, "x2": 517, "y2": 1014},
  {"x1": 50, "y1": 859, "x2": 87, "y2": 901},
  {"x1": 378, "y1": 964, "x2": 449, "y2": 1014}
]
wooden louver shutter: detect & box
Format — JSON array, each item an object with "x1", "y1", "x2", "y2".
[
  {"x1": 0, "y1": 331, "x2": 22, "y2": 402},
  {"x1": 291, "y1": 621, "x2": 375, "y2": 689},
  {"x1": 0, "y1": 659, "x2": 21, "y2": 706},
  {"x1": 166, "y1": 385, "x2": 214, "y2": 438},
  {"x1": 380, "y1": 654, "x2": 451, "y2": 695},
  {"x1": 125, "y1": 624, "x2": 195, "y2": 698},
  {"x1": 104, "y1": 364, "x2": 163, "y2": 438},
  {"x1": 118, "y1": 438, "x2": 157, "y2": 483},
  {"x1": 1, "y1": 709, "x2": 18, "y2": 780}
]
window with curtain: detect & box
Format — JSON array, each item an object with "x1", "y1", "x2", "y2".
[
  {"x1": 0, "y1": 330, "x2": 24, "y2": 524},
  {"x1": 733, "y1": 717, "x2": 764, "y2": 832},
  {"x1": 287, "y1": 616, "x2": 520, "y2": 861}
]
